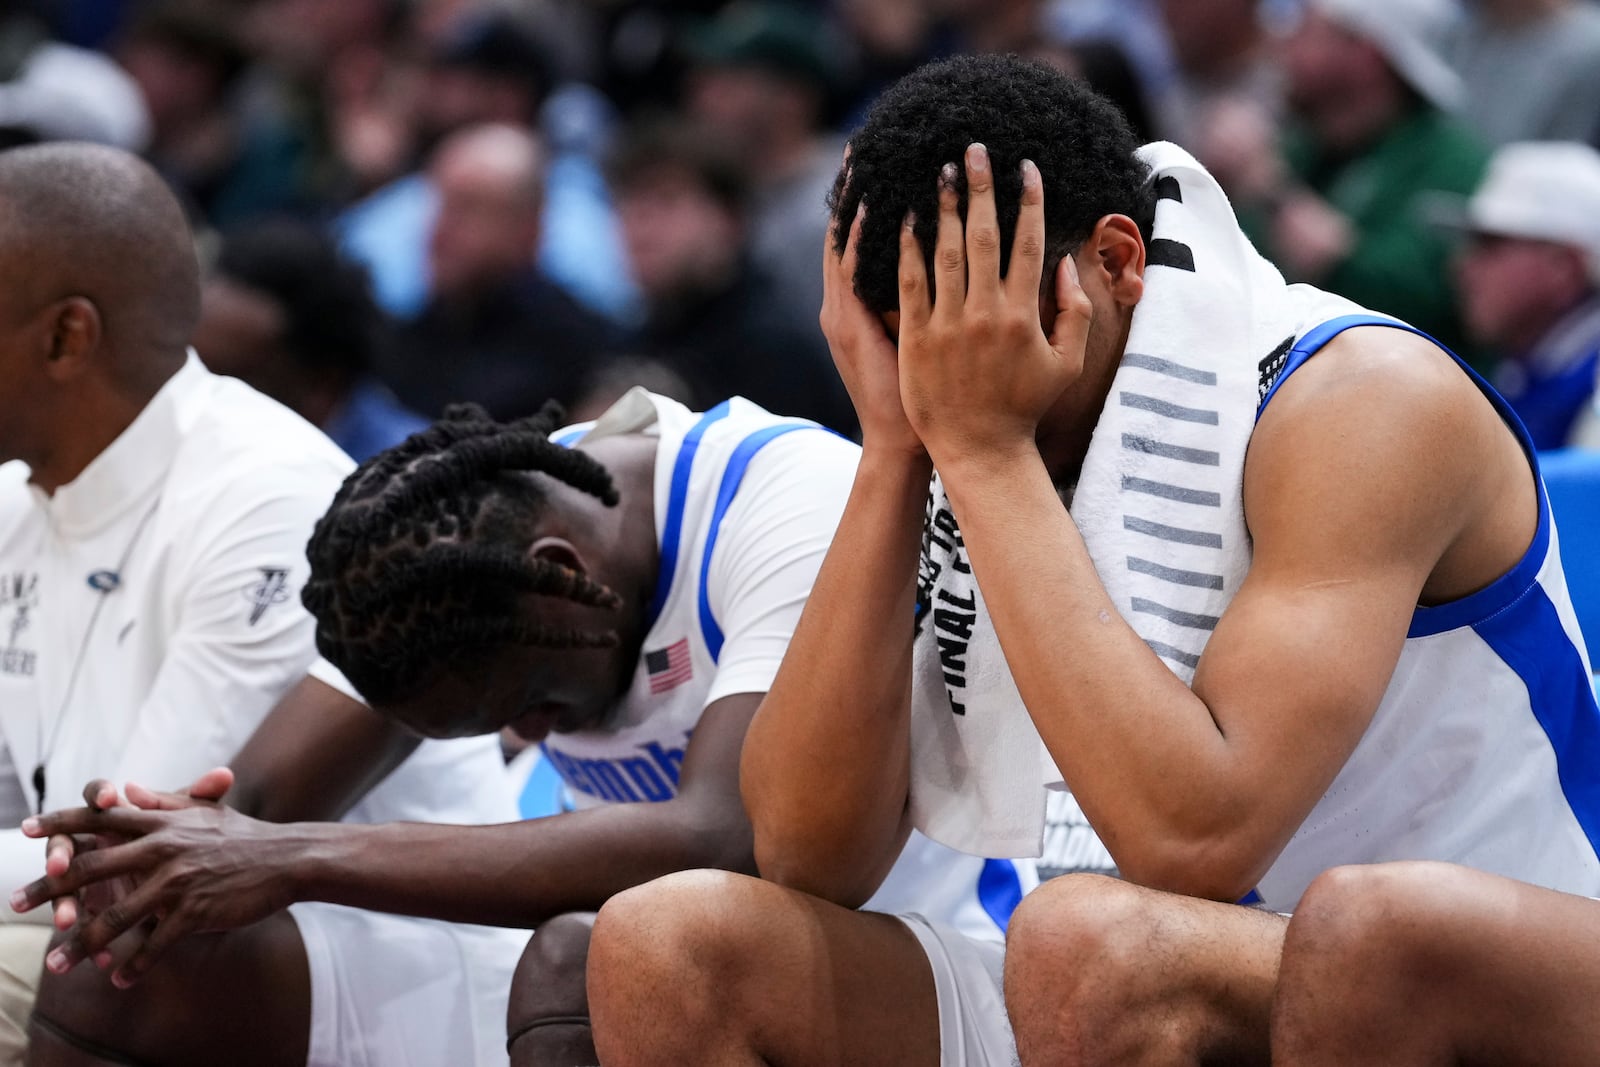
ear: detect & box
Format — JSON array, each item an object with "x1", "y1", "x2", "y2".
[
  {"x1": 526, "y1": 536, "x2": 588, "y2": 576},
  {"x1": 40, "y1": 297, "x2": 102, "y2": 381},
  {"x1": 1087, "y1": 214, "x2": 1147, "y2": 308}
]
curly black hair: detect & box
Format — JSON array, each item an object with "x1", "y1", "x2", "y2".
[
  {"x1": 301, "y1": 402, "x2": 622, "y2": 708},
  {"x1": 830, "y1": 54, "x2": 1155, "y2": 314}
]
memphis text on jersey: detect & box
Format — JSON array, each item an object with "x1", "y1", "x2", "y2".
[
  {"x1": 1, "y1": 571, "x2": 38, "y2": 677},
  {"x1": 542, "y1": 732, "x2": 692, "y2": 804}
]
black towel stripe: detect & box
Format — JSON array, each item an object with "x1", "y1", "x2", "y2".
[{"x1": 1147, "y1": 238, "x2": 1195, "y2": 272}]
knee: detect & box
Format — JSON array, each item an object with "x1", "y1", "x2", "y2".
[
  {"x1": 589, "y1": 870, "x2": 771, "y2": 1062},
  {"x1": 509, "y1": 911, "x2": 596, "y2": 1028},
  {"x1": 1286, "y1": 862, "x2": 1480, "y2": 985},
  {"x1": 1008, "y1": 874, "x2": 1157, "y2": 1000},
  {"x1": 1006, "y1": 875, "x2": 1166, "y2": 1061},
  {"x1": 591, "y1": 870, "x2": 761, "y2": 1002}
]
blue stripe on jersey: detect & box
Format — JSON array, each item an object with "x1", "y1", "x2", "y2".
[
  {"x1": 1252, "y1": 313, "x2": 1562, "y2": 639},
  {"x1": 517, "y1": 751, "x2": 567, "y2": 820},
  {"x1": 977, "y1": 858, "x2": 1025, "y2": 932},
  {"x1": 1472, "y1": 585, "x2": 1600, "y2": 860},
  {"x1": 650, "y1": 402, "x2": 731, "y2": 628},
  {"x1": 551, "y1": 427, "x2": 589, "y2": 447},
  {"x1": 697, "y1": 422, "x2": 818, "y2": 661}
]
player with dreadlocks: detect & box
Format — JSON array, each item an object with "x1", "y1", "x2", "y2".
[{"x1": 14, "y1": 389, "x2": 1031, "y2": 1067}]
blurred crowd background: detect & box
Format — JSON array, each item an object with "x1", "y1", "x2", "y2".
[{"x1": 5, "y1": 0, "x2": 1600, "y2": 455}]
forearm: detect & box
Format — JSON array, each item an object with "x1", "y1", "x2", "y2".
[
  {"x1": 225, "y1": 678, "x2": 419, "y2": 823},
  {"x1": 740, "y1": 445, "x2": 928, "y2": 903},
  {"x1": 290, "y1": 797, "x2": 754, "y2": 928},
  {"x1": 939, "y1": 449, "x2": 1245, "y2": 888}
]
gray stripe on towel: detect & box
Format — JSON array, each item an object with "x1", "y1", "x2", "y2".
[
  {"x1": 1121, "y1": 353, "x2": 1217, "y2": 385},
  {"x1": 1123, "y1": 515, "x2": 1224, "y2": 548},
  {"x1": 1121, "y1": 435, "x2": 1221, "y2": 466},
  {"x1": 1127, "y1": 556, "x2": 1225, "y2": 590},
  {"x1": 1144, "y1": 638, "x2": 1201, "y2": 669},
  {"x1": 1131, "y1": 597, "x2": 1220, "y2": 631},
  {"x1": 1120, "y1": 393, "x2": 1220, "y2": 425},
  {"x1": 1121, "y1": 476, "x2": 1221, "y2": 506}
]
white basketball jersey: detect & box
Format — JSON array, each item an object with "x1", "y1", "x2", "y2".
[
  {"x1": 1250, "y1": 316, "x2": 1600, "y2": 908},
  {"x1": 541, "y1": 390, "x2": 1033, "y2": 940}
]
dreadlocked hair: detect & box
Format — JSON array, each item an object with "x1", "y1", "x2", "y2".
[
  {"x1": 302, "y1": 401, "x2": 623, "y2": 707},
  {"x1": 829, "y1": 54, "x2": 1155, "y2": 315}
]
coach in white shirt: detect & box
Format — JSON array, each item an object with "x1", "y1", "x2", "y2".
[{"x1": 0, "y1": 143, "x2": 351, "y2": 1057}]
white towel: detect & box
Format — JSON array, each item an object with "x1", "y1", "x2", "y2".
[{"x1": 908, "y1": 142, "x2": 1368, "y2": 857}]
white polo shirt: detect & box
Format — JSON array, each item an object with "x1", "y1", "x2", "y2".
[{"x1": 0, "y1": 354, "x2": 352, "y2": 911}]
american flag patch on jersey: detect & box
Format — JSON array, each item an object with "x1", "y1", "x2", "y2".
[{"x1": 645, "y1": 638, "x2": 693, "y2": 694}]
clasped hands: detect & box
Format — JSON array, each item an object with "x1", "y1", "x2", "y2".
[
  {"x1": 823, "y1": 142, "x2": 1093, "y2": 469},
  {"x1": 9, "y1": 768, "x2": 290, "y2": 989}
]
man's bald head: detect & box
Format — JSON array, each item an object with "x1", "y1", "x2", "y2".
[
  {"x1": 0, "y1": 142, "x2": 199, "y2": 390},
  {"x1": 427, "y1": 123, "x2": 546, "y2": 300}
]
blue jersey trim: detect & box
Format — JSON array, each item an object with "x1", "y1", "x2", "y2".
[
  {"x1": 697, "y1": 421, "x2": 818, "y2": 661},
  {"x1": 977, "y1": 858, "x2": 1025, "y2": 932},
  {"x1": 1255, "y1": 313, "x2": 1553, "y2": 640},
  {"x1": 518, "y1": 750, "x2": 568, "y2": 820},
  {"x1": 1472, "y1": 584, "x2": 1600, "y2": 860},
  {"x1": 649, "y1": 402, "x2": 731, "y2": 629},
  {"x1": 551, "y1": 425, "x2": 591, "y2": 447}
]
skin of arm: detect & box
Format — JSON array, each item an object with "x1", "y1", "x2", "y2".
[
  {"x1": 15, "y1": 691, "x2": 761, "y2": 985},
  {"x1": 737, "y1": 197, "x2": 930, "y2": 907},
  {"x1": 897, "y1": 145, "x2": 1531, "y2": 901},
  {"x1": 223, "y1": 675, "x2": 420, "y2": 823}
]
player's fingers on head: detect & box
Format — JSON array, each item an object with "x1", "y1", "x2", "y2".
[
  {"x1": 840, "y1": 203, "x2": 866, "y2": 281},
  {"x1": 898, "y1": 211, "x2": 932, "y2": 327},
  {"x1": 932, "y1": 162, "x2": 966, "y2": 314},
  {"x1": 962, "y1": 142, "x2": 1001, "y2": 295},
  {"x1": 1007, "y1": 160, "x2": 1046, "y2": 301}
]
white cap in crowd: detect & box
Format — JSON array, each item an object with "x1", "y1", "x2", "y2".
[
  {"x1": 1311, "y1": 0, "x2": 1463, "y2": 112},
  {"x1": 1460, "y1": 141, "x2": 1600, "y2": 284}
]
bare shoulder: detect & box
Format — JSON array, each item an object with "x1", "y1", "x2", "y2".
[{"x1": 1244, "y1": 326, "x2": 1532, "y2": 594}]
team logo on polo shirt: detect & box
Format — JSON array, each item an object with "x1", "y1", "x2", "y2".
[
  {"x1": 1, "y1": 571, "x2": 38, "y2": 677},
  {"x1": 242, "y1": 566, "x2": 291, "y2": 625}
]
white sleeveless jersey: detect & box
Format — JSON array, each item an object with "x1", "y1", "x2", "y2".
[
  {"x1": 1250, "y1": 315, "x2": 1600, "y2": 908},
  {"x1": 541, "y1": 389, "x2": 1033, "y2": 941}
]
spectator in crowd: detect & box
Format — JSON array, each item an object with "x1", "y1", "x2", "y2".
[
  {"x1": 581, "y1": 53, "x2": 1598, "y2": 1067},
  {"x1": 1447, "y1": 0, "x2": 1600, "y2": 146},
  {"x1": 1214, "y1": 0, "x2": 1489, "y2": 358},
  {"x1": 380, "y1": 121, "x2": 620, "y2": 422},
  {"x1": 0, "y1": 2, "x2": 149, "y2": 151},
  {"x1": 338, "y1": 7, "x2": 636, "y2": 325},
  {"x1": 1024, "y1": 35, "x2": 1160, "y2": 143},
  {"x1": 610, "y1": 118, "x2": 856, "y2": 434},
  {"x1": 1271, "y1": 861, "x2": 1600, "y2": 1064},
  {"x1": 193, "y1": 220, "x2": 428, "y2": 461},
  {"x1": 112, "y1": 1, "x2": 252, "y2": 222},
  {"x1": 1156, "y1": 0, "x2": 1282, "y2": 147},
  {"x1": 0, "y1": 144, "x2": 350, "y2": 1061},
  {"x1": 15, "y1": 394, "x2": 1026, "y2": 1067},
  {"x1": 682, "y1": 0, "x2": 849, "y2": 335},
  {"x1": 1447, "y1": 142, "x2": 1600, "y2": 450}
]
